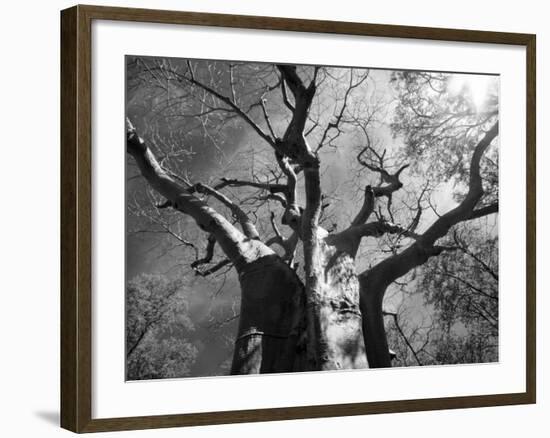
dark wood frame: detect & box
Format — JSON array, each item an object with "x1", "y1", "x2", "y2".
[{"x1": 61, "y1": 4, "x2": 536, "y2": 433}]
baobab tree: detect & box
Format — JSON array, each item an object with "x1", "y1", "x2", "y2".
[{"x1": 126, "y1": 57, "x2": 498, "y2": 375}]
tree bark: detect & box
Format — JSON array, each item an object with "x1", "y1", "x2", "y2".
[
  {"x1": 127, "y1": 61, "x2": 502, "y2": 376},
  {"x1": 231, "y1": 254, "x2": 306, "y2": 373},
  {"x1": 127, "y1": 119, "x2": 305, "y2": 374},
  {"x1": 359, "y1": 123, "x2": 499, "y2": 367},
  {"x1": 305, "y1": 232, "x2": 369, "y2": 370}
]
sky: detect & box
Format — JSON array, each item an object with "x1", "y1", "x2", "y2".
[{"x1": 125, "y1": 57, "x2": 499, "y2": 377}]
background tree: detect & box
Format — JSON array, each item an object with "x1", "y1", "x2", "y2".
[
  {"x1": 125, "y1": 57, "x2": 499, "y2": 376},
  {"x1": 383, "y1": 224, "x2": 498, "y2": 367},
  {"x1": 126, "y1": 274, "x2": 199, "y2": 380}
]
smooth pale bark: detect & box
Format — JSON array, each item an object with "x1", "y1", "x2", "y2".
[
  {"x1": 285, "y1": 142, "x2": 370, "y2": 370},
  {"x1": 306, "y1": 230, "x2": 368, "y2": 370},
  {"x1": 179, "y1": 64, "x2": 372, "y2": 371},
  {"x1": 275, "y1": 66, "x2": 369, "y2": 370}
]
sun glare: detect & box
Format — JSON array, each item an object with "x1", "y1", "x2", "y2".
[{"x1": 447, "y1": 74, "x2": 496, "y2": 111}]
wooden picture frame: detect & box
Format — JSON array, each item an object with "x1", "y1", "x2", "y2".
[{"x1": 61, "y1": 4, "x2": 536, "y2": 433}]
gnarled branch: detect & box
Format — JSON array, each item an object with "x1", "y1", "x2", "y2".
[
  {"x1": 188, "y1": 182, "x2": 260, "y2": 240},
  {"x1": 126, "y1": 118, "x2": 271, "y2": 265},
  {"x1": 359, "y1": 123, "x2": 499, "y2": 368},
  {"x1": 351, "y1": 185, "x2": 375, "y2": 227},
  {"x1": 183, "y1": 61, "x2": 277, "y2": 147}
]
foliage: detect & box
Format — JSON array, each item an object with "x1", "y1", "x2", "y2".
[
  {"x1": 125, "y1": 58, "x2": 500, "y2": 375},
  {"x1": 385, "y1": 224, "x2": 498, "y2": 367},
  {"x1": 126, "y1": 274, "x2": 198, "y2": 380},
  {"x1": 421, "y1": 225, "x2": 498, "y2": 338},
  {"x1": 390, "y1": 71, "x2": 498, "y2": 203}
]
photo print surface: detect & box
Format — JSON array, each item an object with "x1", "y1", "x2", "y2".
[{"x1": 125, "y1": 56, "x2": 499, "y2": 380}]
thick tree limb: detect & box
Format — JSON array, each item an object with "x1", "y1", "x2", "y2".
[
  {"x1": 276, "y1": 65, "x2": 317, "y2": 163},
  {"x1": 269, "y1": 211, "x2": 284, "y2": 242},
  {"x1": 329, "y1": 220, "x2": 406, "y2": 244},
  {"x1": 194, "y1": 259, "x2": 232, "y2": 277},
  {"x1": 280, "y1": 76, "x2": 295, "y2": 111},
  {"x1": 191, "y1": 234, "x2": 216, "y2": 270},
  {"x1": 467, "y1": 202, "x2": 499, "y2": 220},
  {"x1": 359, "y1": 122, "x2": 499, "y2": 368},
  {"x1": 260, "y1": 94, "x2": 278, "y2": 139},
  {"x1": 327, "y1": 219, "x2": 415, "y2": 257},
  {"x1": 188, "y1": 182, "x2": 260, "y2": 240},
  {"x1": 275, "y1": 152, "x2": 302, "y2": 229},
  {"x1": 363, "y1": 122, "x2": 499, "y2": 290},
  {"x1": 126, "y1": 118, "x2": 273, "y2": 266},
  {"x1": 370, "y1": 164, "x2": 410, "y2": 198},
  {"x1": 278, "y1": 64, "x2": 335, "y2": 370},
  {"x1": 351, "y1": 185, "x2": 375, "y2": 226},
  {"x1": 214, "y1": 177, "x2": 287, "y2": 194},
  {"x1": 419, "y1": 123, "x2": 499, "y2": 246},
  {"x1": 156, "y1": 199, "x2": 173, "y2": 209},
  {"x1": 266, "y1": 212, "x2": 299, "y2": 265}
]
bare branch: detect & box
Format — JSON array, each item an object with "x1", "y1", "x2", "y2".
[
  {"x1": 419, "y1": 123, "x2": 499, "y2": 246},
  {"x1": 269, "y1": 211, "x2": 284, "y2": 242},
  {"x1": 126, "y1": 117, "x2": 271, "y2": 265},
  {"x1": 258, "y1": 193, "x2": 288, "y2": 208},
  {"x1": 260, "y1": 93, "x2": 277, "y2": 139},
  {"x1": 280, "y1": 75, "x2": 295, "y2": 111},
  {"x1": 357, "y1": 142, "x2": 409, "y2": 199},
  {"x1": 351, "y1": 185, "x2": 375, "y2": 226},
  {"x1": 383, "y1": 311, "x2": 423, "y2": 366},
  {"x1": 214, "y1": 177, "x2": 287, "y2": 194},
  {"x1": 266, "y1": 212, "x2": 299, "y2": 266},
  {"x1": 467, "y1": 202, "x2": 499, "y2": 220},
  {"x1": 317, "y1": 69, "x2": 369, "y2": 152},
  {"x1": 191, "y1": 234, "x2": 216, "y2": 270},
  {"x1": 156, "y1": 199, "x2": 173, "y2": 209},
  {"x1": 453, "y1": 230, "x2": 498, "y2": 281},
  {"x1": 182, "y1": 230, "x2": 233, "y2": 278},
  {"x1": 361, "y1": 122, "x2": 499, "y2": 293},
  {"x1": 183, "y1": 61, "x2": 277, "y2": 147},
  {"x1": 360, "y1": 124, "x2": 499, "y2": 368},
  {"x1": 194, "y1": 259, "x2": 232, "y2": 277}
]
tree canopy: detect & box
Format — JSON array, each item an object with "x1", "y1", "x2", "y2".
[
  {"x1": 125, "y1": 56, "x2": 499, "y2": 377},
  {"x1": 126, "y1": 274, "x2": 198, "y2": 380}
]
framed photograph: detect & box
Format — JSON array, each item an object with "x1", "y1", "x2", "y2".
[{"x1": 60, "y1": 4, "x2": 536, "y2": 433}]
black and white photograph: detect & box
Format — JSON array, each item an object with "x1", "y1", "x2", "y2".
[
  {"x1": 1, "y1": 0, "x2": 544, "y2": 435},
  {"x1": 125, "y1": 57, "x2": 499, "y2": 380}
]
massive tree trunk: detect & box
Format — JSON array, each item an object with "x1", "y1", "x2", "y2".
[
  {"x1": 272, "y1": 65, "x2": 370, "y2": 371},
  {"x1": 231, "y1": 254, "x2": 306, "y2": 374},
  {"x1": 127, "y1": 62, "x2": 499, "y2": 376},
  {"x1": 127, "y1": 120, "x2": 306, "y2": 374},
  {"x1": 305, "y1": 231, "x2": 368, "y2": 370}
]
